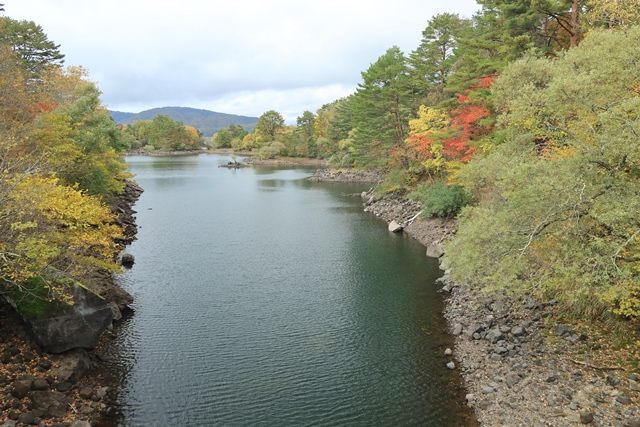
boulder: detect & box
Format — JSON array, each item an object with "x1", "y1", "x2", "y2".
[
  {"x1": 29, "y1": 391, "x2": 69, "y2": 418},
  {"x1": 388, "y1": 220, "x2": 403, "y2": 233},
  {"x1": 27, "y1": 286, "x2": 113, "y2": 353},
  {"x1": 426, "y1": 241, "x2": 444, "y2": 258},
  {"x1": 51, "y1": 350, "x2": 91, "y2": 383},
  {"x1": 120, "y1": 253, "x2": 135, "y2": 268}
]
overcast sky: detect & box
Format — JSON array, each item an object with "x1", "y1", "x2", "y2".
[{"x1": 6, "y1": 0, "x2": 479, "y2": 120}]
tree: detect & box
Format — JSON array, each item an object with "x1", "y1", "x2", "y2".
[
  {"x1": 255, "y1": 110, "x2": 284, "y2": 143},
  {"x1": 0, "y1": 17, "x2": 64, "y2": 78},
  {"x1": 408, "y1": 13, "x2": 470, "y2": 103},
  {"x1": 348, "y1": 47, "x2": 413, "y2": 168}
]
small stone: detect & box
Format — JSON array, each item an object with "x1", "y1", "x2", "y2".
[
  {"x1": 569, "y1": 402, "x2": 578, "y2": 410},
  {"x1": 477, "y1": 399, "x2": 491, "y2": 410},
  {"x1": 70, "y1": 421, "x2": 92, "y2": 427},
  {"x1": 489, "y1": 301, "x2": 506, "y2": 312},
  {"x1": 56, "y1": 381, "x2": 72, "y2": 392},
  {"x1": 554, "y1": 324, "x2": 572, "y2": 337},
  {"x1": 579, "y1": 411, "x2": 594, "y2": 424},
  {"x1": 17, "y1": 413, "x2": 35, "y2": 425},
  {"x1": 616, "y1": 395, "x2": 631, "y2": 404},
  {"x1": 546, "y1": 374, "x2": 559, "y2": 383},
  {"x1": 11, "y1": 380, "x2": 32, "y2": 398},
  {"x1": 94, "y1": 386, "x2": 108, "y2": 400},
  {"x1": 452, "y1": 324, "x2": 463, "y2": 336},
  {"x1": 481, "y1": 386, "x2": 495, "y2": 394},
  {"x1": 505, "y1": 373, "x2": 521, "y2": 388},
  {"x1": 446, "y1": 361, "x2": 456, "y2": 370},
  {"x1": 78, "y1": 386, "x2": 93, "y2": 399},
  {"x1": 465, "y1": 393, "x2": 474, "y2": 402},
  {"x1": 606, "y1": 375, "x2": 619, "y2": 387},
  {"x1": 32, "y1": 378, "x2": 49, "y2": 391},
  {"x1": 485, "y1": 327, "x2": 506, "y2": 344},
  {"x1": 0, "y1": 420, "x2": 17, "y2": 427},
  {"x1": 494, "y1": 346, "x2": 508, "y2": 355},
  {"x1": 444, "y1": 348, "x2": 453, "y2": 356},
  {"x1": 511, "y1": 326, "x2": 525, "y2": 336}
]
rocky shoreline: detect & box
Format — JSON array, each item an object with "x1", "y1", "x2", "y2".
[
  {"x1": 315, "y1": 170, "x2": 640, "y2": 427},
  {"x1": 308, "y1": 168, "x2": 383, "y2": 183},
  {"x1": 0, "y1": 180, "x2": 142, "y2": 427}
]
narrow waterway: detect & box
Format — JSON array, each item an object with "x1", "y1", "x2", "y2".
[{"x1": 107, "y1": 154, "x2": 475, "y2": 426}]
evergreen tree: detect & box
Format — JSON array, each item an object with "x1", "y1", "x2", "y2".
[
  {"x1": 349, "y1": 47, "x2": 413, "y2": 168},
  {"x1": 408, "y1": 13, "x2": 470, "y2": 105},
  {"x1": 0, "y1": 17, "x2": 64, "y2": 78}
]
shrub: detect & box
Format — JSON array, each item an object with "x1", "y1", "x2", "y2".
[
  {"x1": 410, "y1": 181, "x2": 471, "y2": 218},
  {"x1": 375, "y1": 169, "x2": 411, "y2": 196}
]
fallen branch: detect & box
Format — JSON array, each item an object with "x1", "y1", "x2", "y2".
[{"x1": 570, "y1": 359, "x2": 626, "y2": 371}]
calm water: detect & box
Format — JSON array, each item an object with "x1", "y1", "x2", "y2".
[{"x1": 107, "y1": 154, "x2": 474, "y2": 426}]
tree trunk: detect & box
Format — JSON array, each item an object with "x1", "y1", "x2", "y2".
[{"x1": 570, "y1": 0, "x2": 580, "y2": 47}]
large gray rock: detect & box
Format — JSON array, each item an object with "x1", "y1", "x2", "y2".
[
  {"x1": 426, "y1": 241, "x2": 445, "y2": 258},
  {"x1": 388, "y1": 220, "x2": 403, "y2": 233},
  {"x1": 28, "y1": 286, "x2": 113, "y2": 353}
]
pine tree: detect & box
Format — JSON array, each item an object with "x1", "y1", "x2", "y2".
[{"x1": 0, "y1": 17, "x2": 64, "y2": 78}]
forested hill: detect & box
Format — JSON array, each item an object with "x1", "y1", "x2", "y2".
[{"x1": 109, "y1": 107, "x2": 258, "y2": 136}]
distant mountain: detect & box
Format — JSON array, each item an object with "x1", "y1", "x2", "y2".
[{"x1": 109, "y1": 107, "x2": 258, "y2": 136}]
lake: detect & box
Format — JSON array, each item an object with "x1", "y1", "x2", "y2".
[{"x1": 106, "y1": 154, "x2": 474, "y2": 426}]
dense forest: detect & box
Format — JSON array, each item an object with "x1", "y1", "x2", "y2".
[{"x1": 220, "y1": 0, "x2": 640, "y2": 324}]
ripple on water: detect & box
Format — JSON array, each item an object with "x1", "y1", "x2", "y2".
[{"x1": 106, "y1": 155, "x2": 476, "y2": 426}]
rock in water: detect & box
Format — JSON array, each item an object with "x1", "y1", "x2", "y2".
[
  {"x1": 426, "y1": 241, "x2": 445, "y2": 258},
  {"x1": 120, "y1": 252, "x2": 135, "y2": 268},
  {"x1": 388, "y1": 220, "x2": 403, "y2": 233}
]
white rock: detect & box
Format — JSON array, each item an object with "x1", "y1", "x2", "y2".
[{"x1": 388, "y1": 220, "x2": 403, "y2": 233}]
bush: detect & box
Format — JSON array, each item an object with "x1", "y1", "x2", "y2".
[
  {"x1": 257, "y1": 141, "x2": 285, "y2": 159},
  {"x1": 410, "y1": 181, "x2": 471, "y2": 218},
  {"x1": 375, "y1": 169, "x2": 411, "y2": 196}
]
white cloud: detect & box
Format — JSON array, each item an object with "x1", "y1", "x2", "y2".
[{"x1": 4, "y1": 0, "x2": 479, "y2": 116}]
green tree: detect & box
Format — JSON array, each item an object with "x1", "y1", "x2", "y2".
[
  {"x1": 349, "y1": 47, "x2": 413, "y2": 168},
  {"x1": 255, "y1": 110, "x2": 285, "y2": 143},
  {"x1": 0, "y1": 17, "x2": 64, "y2": 78},
  {"x1": 408, "y1": 13, "x2": 470, "y2": 104}
]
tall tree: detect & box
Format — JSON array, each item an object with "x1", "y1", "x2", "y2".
[
  {"x1": 0, "y1": 17, "x2": 64, "y2": 78},
  {"x1": 408, "y1": 13, "x2": 470, "y2": 104},
  {"x1": 349, "y1": 47, "x2": 413, "y2": 168},
  {"x1": 255, "y1": 110, "x2": 284, "y2": 142}
]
